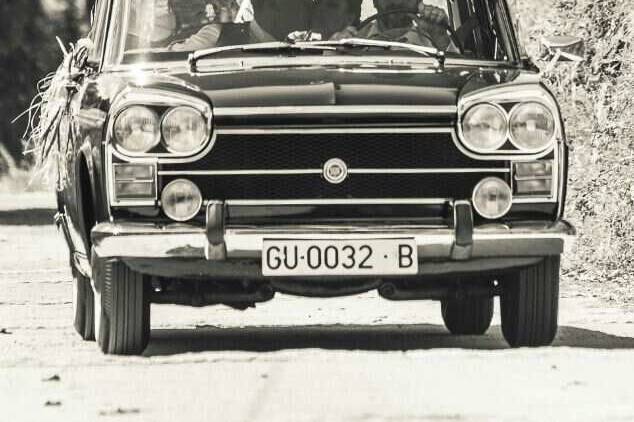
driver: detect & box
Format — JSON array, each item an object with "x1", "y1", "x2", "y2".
[{"x1": 331, "y1": 0, "x2": 454, "y2": 51}]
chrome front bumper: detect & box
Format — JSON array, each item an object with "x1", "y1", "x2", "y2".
[{"x1": 92, "y1": 220, "x2": 576, "y2": 261}]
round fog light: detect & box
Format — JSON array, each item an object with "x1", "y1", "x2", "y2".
[
  {"x1": 161, "y1": 179, "x2": 202, "y2": 222},
  {"x1": 472, "y1": 177, "x2": 512, "y2": 219}
]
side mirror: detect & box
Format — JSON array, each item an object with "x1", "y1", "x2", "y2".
[
  {"x1": 540, "y1": 35, "x2": 585, "y2": 62},
  {"x1": 72, "y1": 38, "x2": 95, "y2": 71}
]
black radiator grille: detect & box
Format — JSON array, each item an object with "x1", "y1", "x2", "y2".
[
  {"x1": 159, "y1": 130, "x2": 509, "y2": 200},
  {"x1": 175, "y1": 132, "x2": 507, "y2": 171},
  {"x1": 160, "y1": 172, "x2": 508, "y2": 200}
]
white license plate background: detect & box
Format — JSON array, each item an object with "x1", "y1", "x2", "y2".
[{"x1": 262, "y1": 238, "x2": 418, "y2": 276}]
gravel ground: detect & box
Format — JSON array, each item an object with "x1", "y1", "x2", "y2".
[{"x1": 1, "y1": 193, "x2": 634, "y2": 422}]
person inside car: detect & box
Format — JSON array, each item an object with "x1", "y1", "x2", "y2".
[
  {"x1": 307, "y1": 0, "x2": 363, "y2": 40},
  {"x1": 169, "y1": 0, "x2": 241, "y2": 51},
  {"x1": 330, "y1": 0, "x2": 454, "y2": 51},
  {"x1": 168, "y1": 0, "x2": 313, "y2": 48}
]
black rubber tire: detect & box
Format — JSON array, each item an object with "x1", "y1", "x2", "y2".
[
  {"x1": 441, "y1": 297, "x2": 494, "y2": 335},
  {"x1": 500, "y1": 256, "x2": 560, "y2": 348},
  {"x1": 95, "y1": 259, "x2": 151, "y2": 355},
  {"x1": 72, "y1": 267, "x2": 95, "y2": 341}
]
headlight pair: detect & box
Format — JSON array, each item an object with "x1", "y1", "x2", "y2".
[
  {"x1": 461, "y1": 102, "x2": 556, "y2": 154},
  {"x1": 113, "y1": 106, "x2": 209, "y2": 155}
]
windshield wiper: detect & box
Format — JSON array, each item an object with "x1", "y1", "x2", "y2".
[
  {"x1": 298, "y1": 38, "x2": 444, "y2": 65},
  {"x1": 189, "y1": 38, "x2": 444, "y2": 73},
  {"x1": 189, "y1": 41, "x2": 337, "y2": 73}
]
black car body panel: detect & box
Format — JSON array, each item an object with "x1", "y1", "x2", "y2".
[{"x1": 52, "y1": 0, "x2": 574, "y2": 297}]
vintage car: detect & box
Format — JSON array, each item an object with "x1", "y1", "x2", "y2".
[{"x1": 52, "y1": 0, "x2": 577, "y2": 354}]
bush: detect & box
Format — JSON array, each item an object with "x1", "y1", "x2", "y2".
[
  {"x1": 519, "y1": 0, "x2": 634, "y2": 293},
  {"x1": 0, "y1": 0, "x2": 85, "y2": 172}
]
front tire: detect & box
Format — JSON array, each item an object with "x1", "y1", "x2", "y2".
[
  {"x1": 441, "y1": 297, "x2": 494, "y2": 335},
  {"x1": 500, "y1": 256, "x2": 560, "y2": 347},
  {"x1": 93, "y1": 258, "x2": 151, "y2": 355}
]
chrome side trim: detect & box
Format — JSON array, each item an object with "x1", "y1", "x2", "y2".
[
  {"x1": 157, "y1": 168, "x2": 510, "y2": 176},
  {"x1": 72, "y1": 252, "x2": 92, "y2": 279},
  {"x1": 214, "y1": 105, "x2": 457, "y2": 117}
]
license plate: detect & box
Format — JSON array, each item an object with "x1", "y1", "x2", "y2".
[{"x1": 262, "y1": 238, "x2": 418, "y2": 276}]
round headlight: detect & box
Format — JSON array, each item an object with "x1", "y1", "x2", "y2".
[
  {"x1": 472, "y1": 177, "x2": 512, "y2": 219},
  {"x1": 461, "y1": 104, "x2": 508, "y2": 152},
  {"x1": 161, "y1": 106, "x2": 209, "y2": 154},
  {"x1": 509, "y1": 102, "x2": 556, "y2": 151},
  {"x1": 161, "y1": 179, "x2": 202, "y2": 222},
  {"x1": 113, "y1": 106, "x2": 160, "y2": 154}
]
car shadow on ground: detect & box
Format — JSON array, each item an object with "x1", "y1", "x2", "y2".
[
  {"x1": 143, "y1": 324, "x2": 634, "y2": 356},
  {"x1": 0, "y1": 208, "x2": 55, "y2": 226}
]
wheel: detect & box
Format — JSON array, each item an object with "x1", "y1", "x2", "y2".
[
  {"x1": 500, "y1": 256, "x2": 560, "y2": 347},
  {"x1": 93, "y1": 258, "x2": 151, "y2": 355},
  {"x1": 72, "y1": 265, "x2": 95, "y2": 341},
  {"x1": 441, "y1": 296, "x2": 494, "y2": 335}
]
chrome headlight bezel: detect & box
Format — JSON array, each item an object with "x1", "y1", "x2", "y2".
[
  {"x1": 456, "y1": 86, "x2": 562, "y2": 159},
  {"x1": 108, "y1": 88, "x2": 214, "y2": 162}
]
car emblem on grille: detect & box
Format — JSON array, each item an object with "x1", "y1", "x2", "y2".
[{"x1": 323, "y1": 158, "x2": 348, "y2": 184}]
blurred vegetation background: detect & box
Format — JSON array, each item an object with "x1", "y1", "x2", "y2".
[
  {"x1": 0, "y1": 0, "x2": 93, "y2": 179},
  {"x1": 0, "y1": 0, "x2": 631, "y2": 292}
]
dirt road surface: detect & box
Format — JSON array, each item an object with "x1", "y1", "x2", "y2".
[{"x1": 1, "y1": 193, "x2": 634, "y2": 422}]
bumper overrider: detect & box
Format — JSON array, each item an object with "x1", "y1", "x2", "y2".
[{"x1": 92, "y1": 202, "x2": 576, "y2": 278}]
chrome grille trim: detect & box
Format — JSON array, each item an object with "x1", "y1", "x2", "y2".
[
  {"x1": 214, "y1": 105, "x2": 457, "y2": 117},
  {"x1": 158, "y1": 168, "x2": 510, "y2": 176},
  {"x1": 224, "y1": 199, "x2": 450, "y2": 205},
  {"x1": 215, "y1": 127, "x2": 454, "y2": 135}
]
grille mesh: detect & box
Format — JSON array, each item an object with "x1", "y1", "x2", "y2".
[
  {"x1": 162, "y1": 173, "x2": 507, "y2": 200},
  {"x1": 160, "y1": 131, "x2": 509, "y2": 200},
  {"x1": 179, "y1": 132, "x2": 507, "y2": 170}
]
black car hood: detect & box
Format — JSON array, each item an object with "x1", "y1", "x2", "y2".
[
  {"x1": 105, "y1": 64, "x2": 537, "y2": 109},
  {"x1": 179, "y1": 66, "x2": 533, "y2": 108}
]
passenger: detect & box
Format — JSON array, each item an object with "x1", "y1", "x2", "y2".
[
  {"x1": 249, "y1": 0, "x2": 313, "y2": 42},
  {"x1": 169, "y1": 0, "x2": 241, "y2": 51},
  {"x1": 310, "y1": 0, "x2": 363, "y2": 41},
  {"x1": 169, "y1": 0, "x2": 314, "y2": 49}
]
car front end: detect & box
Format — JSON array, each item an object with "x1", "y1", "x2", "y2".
[{"x1": 77, "y1": 0, "x2": 577, "y2": 354}]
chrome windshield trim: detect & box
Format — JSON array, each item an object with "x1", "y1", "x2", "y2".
[
  {"x1": 188, "y1": 39, "x2": 440, "y2": 73},
  {"x1": 302, "y1": 38, "x2": 439, "y2": 58},
  {"x1": 158, "y1": 168, "x2": 509, "y2": 177},
  {"x1": 104, "y1": 57, "x2": 514, "y2": 74},
  {"x1": 214, "y1": 105, "x2": 457, "y2": 117}
]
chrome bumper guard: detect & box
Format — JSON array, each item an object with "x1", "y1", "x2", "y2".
[{"x1": 92, "y1": 202, "x2": 576, "y2": 261}]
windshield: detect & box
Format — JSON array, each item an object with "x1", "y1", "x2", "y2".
[{"x1": 105, "y1": 0, "x2": 516, "y2": 65}]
